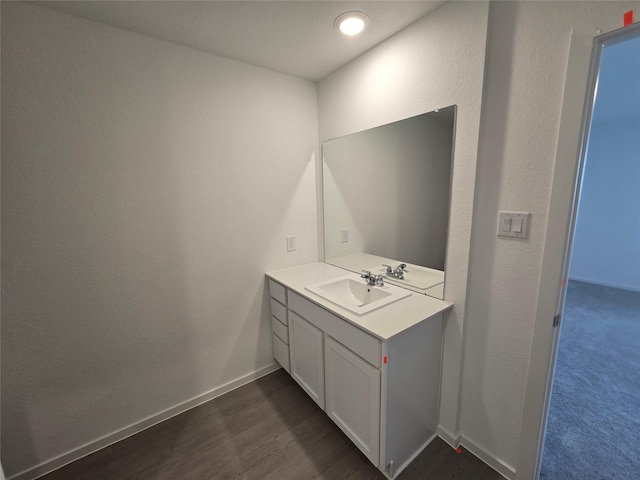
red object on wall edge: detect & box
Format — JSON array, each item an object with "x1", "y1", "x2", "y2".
[{"x1": 624, "y1": 10, "x2": 633, "y2": 27}]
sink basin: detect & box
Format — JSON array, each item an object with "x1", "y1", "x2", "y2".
[
  {"x1": 305, "y1": 275, "x2": 411, "y2": 315},
  {"x1": 369, "y1": 264, "x2": 444, "y2": 291}
]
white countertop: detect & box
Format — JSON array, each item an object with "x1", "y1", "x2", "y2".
[{"x1": 266, "y1": 262, "x2": 452, "y2": 340}]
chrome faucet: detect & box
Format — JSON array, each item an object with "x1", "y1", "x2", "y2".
[
  {"x1": 382, "y1": 263, "x2": 408, "y2": 280},
  {"x1": 361, "y1": 270, "x2": 385, "y2": 286}
]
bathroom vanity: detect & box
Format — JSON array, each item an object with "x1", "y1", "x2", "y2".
[
  {"x1": 325, "y1": 252, "x2": 445, "y2": 299},
  {"x1": 266, "y1": 262, "x2": 452, "y2": 479}
]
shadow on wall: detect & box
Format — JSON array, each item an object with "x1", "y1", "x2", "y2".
[
  {"x1": 460, "y1": 0, "x2": 519, "y2": 460},
  {"x1": 0, "y1": 80, "x2": 201, "y2": 476},
  {"x1": 0, "y1": 4, "x2": 217, "y2": 476},
  {"x1": 1, "y1": 0, "x2": 322, "y2": 476}
]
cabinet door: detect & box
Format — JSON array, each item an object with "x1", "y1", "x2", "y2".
[
  {"x1": 324, "y1": 336, "x2": 380, "y2": 466},
  {"x1": 289, "y1": 311, "x2": 325, "y2": 409}
]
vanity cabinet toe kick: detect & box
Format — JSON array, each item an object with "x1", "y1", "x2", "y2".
[{"x1": 267, "y1": 276, "x2": 444, "y2": 479}]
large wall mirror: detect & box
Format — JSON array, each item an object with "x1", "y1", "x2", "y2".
[{"x1": 322, "y1": 105, "x2": 456, "y2": 299}]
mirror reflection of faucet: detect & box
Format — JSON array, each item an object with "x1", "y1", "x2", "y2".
[
  {"x1": 383, "y1": 263, "x2": 409, "y2": 280},
  {"x1": 361, "y1": 270, "x2": 385, "y2": 286}
]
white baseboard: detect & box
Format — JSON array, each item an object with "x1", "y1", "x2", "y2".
[
  {"x1": 9, "y1": 363, "x2": 281, "y2": 480},
  {"x1": 437, "y1": 425, "x2": 460, "y2": 449},
  {"x1": 459, "y1": 435, "x2": 516, "y2": 480},
  {"x1": 435, "y1": 427, "x2": 516, "y2": 480},
  {"x1": 568, "y1": 275, "x2": 640, "y2": 293},
  {"x1": 389, "y1": 432, "x2": 438, "y2": 479}
]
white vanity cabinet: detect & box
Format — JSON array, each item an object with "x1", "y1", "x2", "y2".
[
  {"x1": 269, "y1": 280, "x2": 290, "y2": 373},
  {"x1": 289, "y1": 311, "x2": 325, "y2": 409},
  {"x1": 267, "y1": 264, "x2": 451, "y2": 479},
  {"x1": 324, "y1": 335, "x2": 381, "y2": 465}
]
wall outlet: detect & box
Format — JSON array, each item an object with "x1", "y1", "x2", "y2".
[
  {"x1": 286, "y1": 235, "x2": 296, "y2": 252},
  {"x1": 341, "y1": 229, "x2": 349, "y2": 243}
]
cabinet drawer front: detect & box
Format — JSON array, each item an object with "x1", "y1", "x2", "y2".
[
  {"x1": 289, "y1": 291, "x2": 381, "y2": 368},
  {"x1": 270, "y1": 298, "x2": 287, "y2": 325},
  {"x1": 268, "y1": 279, "x2": 287, "y2": 305},
  {"x1": 271, "y1": 316, "x2": 289, "y2": 344},
  {"x1": 272, "y1": 333, "x2": 290, "y2": 373}
]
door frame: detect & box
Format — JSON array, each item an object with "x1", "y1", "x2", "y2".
[{"x1": 516, "y1": 22, "x2": 640, "y2": 480}]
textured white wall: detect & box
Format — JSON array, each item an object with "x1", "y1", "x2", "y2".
[
  {"x1": 1, "y1": 3, "x2": 318, "y2": 477},
  {"x1": 320, "y1": 0, "x2": 639, "y2": 477},
  {"x1": 462, "y1": 1, "x2": 638, "y2": 475},
  {"x1": 318, "y1": 0, "x2": 490, "y2": 449}
]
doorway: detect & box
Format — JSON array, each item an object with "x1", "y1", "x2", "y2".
[{"x1": 539, "y1": 27, "x2": 640, "y2": 480}]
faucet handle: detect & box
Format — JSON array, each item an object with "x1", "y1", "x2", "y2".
[
  {"x1": 382, "y1": 264, "x2": 393, "y2": 274},
  {"x1": 361, "y1": 269, "x2": 372, "y2": 278}
]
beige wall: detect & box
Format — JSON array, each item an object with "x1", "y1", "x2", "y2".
[{"x1": 1, "y1": 3, "x2": 318, "y2": 477}]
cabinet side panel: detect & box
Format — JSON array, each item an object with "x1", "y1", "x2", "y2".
[{"x1": 385, "y1": 315, "x2": 443, "y2": 474}]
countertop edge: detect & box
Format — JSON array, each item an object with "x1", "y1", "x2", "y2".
[{"x1": 266, "y1": 262, "x2": 452, "y2": 340}]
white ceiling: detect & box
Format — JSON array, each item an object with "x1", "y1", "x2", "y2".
[{"x1": 36, "y1": 0, "x2": 446, "y2": 81}]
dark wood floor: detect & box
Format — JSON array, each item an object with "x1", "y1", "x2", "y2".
[{"x1": 40, "y1": 369, "x2": 503, "y2": 480}]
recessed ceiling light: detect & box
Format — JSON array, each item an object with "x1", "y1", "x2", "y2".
[{"x1": 335, "y1": 12, "x2": 369, "y2": 36}]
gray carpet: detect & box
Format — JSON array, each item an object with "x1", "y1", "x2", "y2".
[{"x1": 540, "y1": 280, "x2": 640, "y2": 480}]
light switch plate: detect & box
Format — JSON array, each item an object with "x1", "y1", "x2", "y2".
[{"x1": 497, "y1": 212, "x2": 530, "y2": 239}]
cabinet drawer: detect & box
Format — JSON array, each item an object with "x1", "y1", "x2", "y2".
[
  {"x1": 272, "y1": 333, "x2": 290, "y2": 373},
  {"x1": 271, "y1": 316, "x2": 289, "y2": 344},
  {"x1": 270, "y1": 298, "x2": 287, "y2": 325},
  {"x1": 289, "y1": 291, "x2": 381, "y2": 368},
  {"x1": 268, "y1": 279, "x2": 287, "y2": 305}
]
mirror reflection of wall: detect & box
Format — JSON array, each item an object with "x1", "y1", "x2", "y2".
[{"x1": 322, "y1": 106, "x2": 455, "y2": 298}]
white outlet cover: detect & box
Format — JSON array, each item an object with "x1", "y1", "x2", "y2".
[{"x1": 286, "y1": 235, "x2": 296, "y2": 252}]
